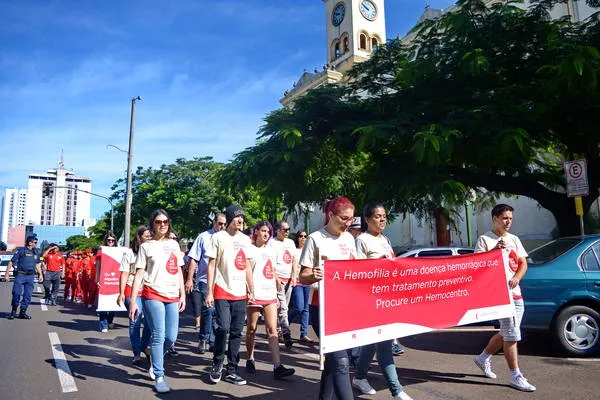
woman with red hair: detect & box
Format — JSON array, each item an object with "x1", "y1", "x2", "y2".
[{"x1": 299, "y1": 196, "x2": 356, "y2": 400}]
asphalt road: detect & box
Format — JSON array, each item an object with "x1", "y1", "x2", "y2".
[{"x1": 0, "y1": 281, "x2": 598, "y2": 400}]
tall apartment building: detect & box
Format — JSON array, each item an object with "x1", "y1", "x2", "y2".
[
  {"x1": 0, "y1": 189, "x2": 28, "y2": 244},
  {"x1": 25, "y1": 159, "x2": 92, "y2": 227}
]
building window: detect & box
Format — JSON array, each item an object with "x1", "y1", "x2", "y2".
[{"x1": 359, "y1": 33, "x2": 368, "y2": 50}]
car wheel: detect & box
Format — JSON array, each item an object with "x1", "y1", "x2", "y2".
[{"x1": 553, "y1": 305, "x2": 600, "y2": 357}]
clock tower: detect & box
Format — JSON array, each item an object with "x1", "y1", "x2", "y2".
[
  {"x1": 324, "y1": 0, "x2": 386, "y2": 74},
  {"x1": 280, "y1": 0, "x2": 386, "y2": 107}
]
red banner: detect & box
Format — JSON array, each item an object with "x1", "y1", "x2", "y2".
[
  {"x1": 97, "y1": 246, "x2": 128, "y2": 312},
  {"x1": 319, "y1": 250, "x2": 514, "y2": 354}
]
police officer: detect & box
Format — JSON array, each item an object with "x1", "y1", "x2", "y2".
[{"x1": 5, "y1": 236, "x2": 43, "y2": 320}]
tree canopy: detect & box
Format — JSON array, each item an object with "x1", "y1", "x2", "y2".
[
  {"x1": 90, "y1": 157, "x2": 281, "y2": 242},
  {"x1": 225, "y1": 0, "x2": 600, "y2": 235}
]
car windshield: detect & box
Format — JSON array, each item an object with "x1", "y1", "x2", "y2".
[{"x1": 527, "y1": 238, "x2": 582, "y2": 265}]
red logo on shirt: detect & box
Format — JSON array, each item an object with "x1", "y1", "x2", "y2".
[
  {"x1": 263, "y1": 260, "x2": 274, "y2": 279},
  {"x1": 282, "y1": 249, "x2": 292, "y2": 264},
  {"x1": 166, "y1": 253, "x2": 178, "y2": 275},
  {"x1": 508, "y1": 250, "x2": 519, "y2": 272},
  {"x1": 234, "y1": 249, "x2": 247, "y2": 271}
]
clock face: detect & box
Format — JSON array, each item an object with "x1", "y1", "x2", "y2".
[
  {"x1": 359, "y1": 0, "x2": 377, "y2": 21},
  {"x1": 332, "y1": 3, "x2": 345, "y2": 26}
]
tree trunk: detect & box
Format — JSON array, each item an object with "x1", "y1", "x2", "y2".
[{"x1": 435, "y1": 207, "x2": 451, "y2": 246}]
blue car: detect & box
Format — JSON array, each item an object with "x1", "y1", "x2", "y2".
[{"x1": 520, "y1": 234, "x2": 600, "y2": 357}]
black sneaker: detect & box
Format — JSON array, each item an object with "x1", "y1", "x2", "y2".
[
  {"x1": 224, "y1": 371, "x2": 246, "y2": 385},
  {"x1": 283, "y1": 333, "x2": 293, "y2": 348},
  {"x1": 274, "y1": 364, "x2": 295, "y2": 379},
  {"x1": 246, "y1": 359, "x2": 256, "y2": 374},
  {"x1": 198, "y1": 340, "x2": 207, "y2": 355},
  {"x1": 167, "y1": 346, "x2": 179, "y2": 356},
  {"x1": 7, "y1": 311, "x2": 16, "y2": 320},
  {"x1": 19, "y1": 310, "x2": 31, "y2": 319},
  {"x1": 209, "y1": 362, "x2": 223, "y2": 384}
]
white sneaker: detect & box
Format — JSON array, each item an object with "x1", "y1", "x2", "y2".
[
  {"x1": 474, "y1": 356, "x2": 497, "y2": 379},
  {"x1": 148, "y1": 356, "x2": 156, "y2": 380},
  {"x1": 394, "y1": 391, "x2": 414, "y2": 400},
  {"x1": 101, "y1": 329, "x2": 108, "y2": 333},
  {"x1": 352, "y1": 377, "x2": 376, "y2": 395},
  {"x1": 154, "y1": 376, "x2": 170, "y2": 393},
  {"x1": 510, "y1": 374, "x2": 536, "y2": 392}
]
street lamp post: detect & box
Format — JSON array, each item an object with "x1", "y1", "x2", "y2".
[{"x1": 124, "y1": 96, "x2": 141, "y2": 247}]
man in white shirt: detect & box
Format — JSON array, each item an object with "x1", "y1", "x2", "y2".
[
  {"x1": 269, "y1": 221, "x2": 297, "y2": 348},
  {"x1": 473, "y1": 204, "x2": 536, "y2": 392}
]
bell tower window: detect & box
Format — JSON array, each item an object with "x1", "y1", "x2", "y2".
[{"x1": 359, "y1": 33, "x2": 368, "y2": 50}]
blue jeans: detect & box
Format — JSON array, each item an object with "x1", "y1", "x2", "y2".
[
  {"x1": 356, "y1": 339, "x2": 403, "y2": 396},
  {"x1": 11, "y1": 273, "x2": 35, "y2": 311},
  {"x1": 288, "y1": 285, "x2": 310, "y2": 338},
  {"x1": 197, "y1": 281, "x2": 215, "y2": 343},
  {"x1": 124, "y1": 296, "x2": 151, "y2": 357},
  {"x1": 142, "y1": 299, "x2": 180, "y2": 379},
  {"x1": 98, "y1": 311, "x2": 115, "y2": 331}
]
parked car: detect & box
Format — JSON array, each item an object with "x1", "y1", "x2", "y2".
[
  {"x1": 397, "y1": 246, "x2": 474, "y2": 258},
  {"x1": 0, "y1": 258, "x2": 12, "y2": 281},
  {"x1": 521, "y1": 235, "x2": 600, "y2": 357}
]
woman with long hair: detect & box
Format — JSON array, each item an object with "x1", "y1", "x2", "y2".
[
  {"x1": 117, "y1": 225, "x2": 152, "y2": 365},
  {"x1": 129, "y1": 210, "x2": 185, "y2": 393},
  {"x1": 98, "y1": 232, "x2": 117, "y2": 332},
  {"x1": 353, "y1": 203, "x2": 413, "y2": 400},
  {"x1": 287, "y1": 230, "x2": 315, "y2": 343},
  {"x1": 299, "y1": 197, "x2": 356, "y2": 400},
  {"x1": 245, "y1": 221, "x2": 295, "y2": 379}
]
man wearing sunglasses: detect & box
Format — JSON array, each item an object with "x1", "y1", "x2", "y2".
[
  {"x1": 6, "y1": 236, "x2": 43, "y2": 320},
  {"x1": 270, "y1": 221, "x2": 297, "y2": 348},
  {"x1": 186, "y1": 213, "x2": 227, "y2": 354}
]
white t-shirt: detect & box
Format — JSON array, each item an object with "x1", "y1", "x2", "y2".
[
  {"x1": 299, "y1": 228, "x2": 357, "y2": 306},
  {"x1": 355, "y1": 232, "x2": 395, "y2": 260},
  {"x1": 475, "y1": 231, "x2": 528, "y2": 299},
  {"x1": 119, "y1": 248, "x2": 136, "y2": 287},
  {"x1": 269, "y1": 237, "x2": 296, "y2": 281},
  {"x1": 206, "y1": 230, "x2": 253, "y2": 300},
  {"x1": 135, "y1": 239, "x2": 184, "y2": 300},
  {"x1": 250, "y1": 245, "x2": 278, "y2": 304}
]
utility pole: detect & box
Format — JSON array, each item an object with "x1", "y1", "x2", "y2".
[{"x1": 124, "y1": 96, "x2": 141, "y2": 247}]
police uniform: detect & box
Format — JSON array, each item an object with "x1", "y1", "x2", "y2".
[{"x1": 8, "y1": 244, "x2": 41, "y2": 319}]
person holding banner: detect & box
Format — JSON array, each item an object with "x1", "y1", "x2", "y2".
[
  {"x1": 129, "y1": 209, "x2": 185, "y2": 394},
  {"x1": 473, "y1": 204, "x2": 536, "y2": 392},
  {"x1": 353, "y1": 203, "x2": 413, "y2": 400},
  {"x1": 98, "y1": 234, "x2": 118, "y2": 332},
  {"x1": 299, "y1": 196, "x2": 356, "y2": 400},
  {"x1": 117, "y1": 225, "x2": 152, "y2": 365},
  {"x1": 245, "y1": 221, "x2": 296, "y2": 379}
]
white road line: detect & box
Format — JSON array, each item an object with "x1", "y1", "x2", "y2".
[
  {"x1": 48, "y1": 332, "x2": 78, "y2": 393},
  {"x1": 566, "y1": 358, "x2": 600, "y2": 362},
  {"x1": 37, "y1": 285, "x2": 48, "y2": 311}
]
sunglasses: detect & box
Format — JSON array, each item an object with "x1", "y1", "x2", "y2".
[
  {"x1": 298, "y1": 234, "x2": 307, "y2": 238},
  {"x1": 154, "y1": 219, "x2": 169, "y2": 226},
  {"x1": 282, "y1": 228, "x2": 290, "y2": 232},
  {"x1": 106, "y1": 238, "x2": 116, "y2": 242},
  {"x1": 335, "y1": 214, "x2": 354, "y2": 223}
]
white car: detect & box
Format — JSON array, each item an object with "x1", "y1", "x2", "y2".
[
  {"x1": 0, "y1": 257, "x2": 12, "y2": 281},
  {"x1": 397, "y1": 246, "x2": 474, "y2": 258}
]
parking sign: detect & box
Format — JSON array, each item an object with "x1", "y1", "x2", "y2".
[{"x1": 565, "y1": 159, "x2": 588, "y2": 197}]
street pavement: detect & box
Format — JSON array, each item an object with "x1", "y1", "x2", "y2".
[{"x1": 0, "y1": 281, "x2": 599, "y2": 400}]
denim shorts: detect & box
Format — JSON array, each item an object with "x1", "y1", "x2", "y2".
[{"x1": 499, "y1": 299, "x2": 524, "y2": 342}]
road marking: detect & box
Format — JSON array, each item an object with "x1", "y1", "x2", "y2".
[
  {"x1": 48, "y1": 332, "x2": 78, "y2": 393},
  {"x1": 566, "y1": 358, "x2": 600, "y2": 362},
  {"x1": 37, "y1": 286, "x2": 48, "y2": 311}
]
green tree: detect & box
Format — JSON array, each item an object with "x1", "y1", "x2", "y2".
[
  {"x1": 226, "y1": 0, "x2": 600, "y2": 236},
  {"x1": 91, "y1": 157, "x2": 239, "y2": 240},
  {"x1": 64, "y1": 235, "x2": 101, "y2": 252}
]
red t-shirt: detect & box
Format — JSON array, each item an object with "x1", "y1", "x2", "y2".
[{"x1": 45, "y1": 252, "x2": 65, "y2": 272}]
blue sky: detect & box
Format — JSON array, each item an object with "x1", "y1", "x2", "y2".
[{"x1": 1, "y1": 0, "x2": 455, "y2": 219}]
